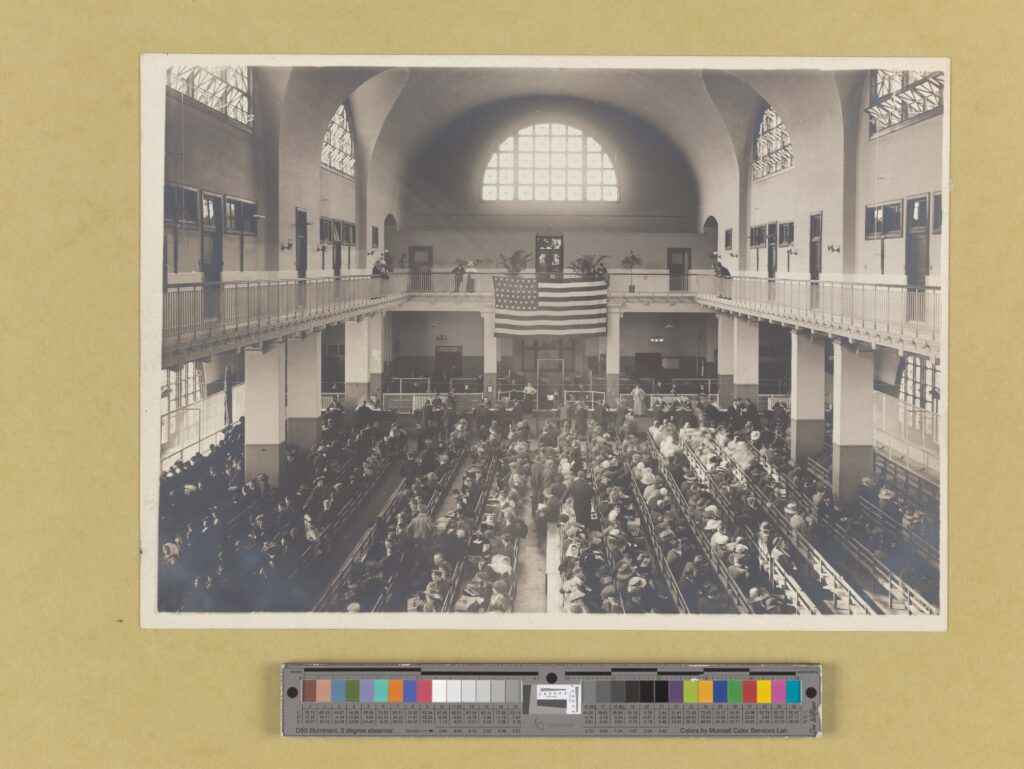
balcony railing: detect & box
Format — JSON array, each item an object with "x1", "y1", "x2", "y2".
[
  {"x1": 690, "y1": 274, "x2": 942, "y2": 352},
  {"x1": 163, "y1": 276, "x2": 405, "y2": 349}
]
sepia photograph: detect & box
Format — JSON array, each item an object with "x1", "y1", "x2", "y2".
[{"x1": 141, "y1": 55, "x2": 948, "y2": 629}]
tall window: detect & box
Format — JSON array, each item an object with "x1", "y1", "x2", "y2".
[
  {"x1": 166, "y1": 66, "x2": 252, "y2": 124},
  {"x1": 898, "y1": 354, "x2": 939, "y2": 412},
  {"x1": 752, "y1": 105, "x2": 793, "y2": 181},
  {"x1": 867, "y1": 69, "x2": 944, "y2": 136},
  {"x1": 481, "y1": 123, "x2": 619, "y2": 202},
  {"x1": 321, "y1": 103, "x2": 356, "y2": 176}
]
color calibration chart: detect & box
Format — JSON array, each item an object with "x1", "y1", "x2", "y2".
[{"x1": 281, "y1": 664, "x2": 821, "y2": 738}]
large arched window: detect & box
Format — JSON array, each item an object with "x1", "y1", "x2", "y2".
[
  {"x1": 752, "y1": 105, "x2": 793, "y2": 181},
  {"x1": 321, "y1": 103, "x2": 356, "y2": 176},
  {"x1": 167, "y1": 66, "x2": 252, "y2": 124},
  {"x1": 481, "y1": 123, "x2": 619, "y2": 202},
  {"x1": 866, "y1": 69, "x2": 944, "y2": 136}
]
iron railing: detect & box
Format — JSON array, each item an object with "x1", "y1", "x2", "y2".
[
  {"x1": 690, "y1": 274, "x2": 942, "y2": 351},
  {"x1": 163, "y1": 276, "x2": 405, "y2": 348}
]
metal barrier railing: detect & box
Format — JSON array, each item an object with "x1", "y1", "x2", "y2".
[
  {"x1": 163, "y1": 276, "x2": 405, "y2": 348},
  {"x1": 690, "y1": 274, "x2": 942, "y2": 350}
]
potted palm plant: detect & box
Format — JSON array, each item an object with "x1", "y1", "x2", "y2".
[
  {"x1": 621, "y1": 251, "x2": 643, "y2": 293},
  {"x1": 498, "y1": 250, "x2": 533, "y2": 275},
  {"x1": 568, "y1": 254, "x2": 610, "y2": 277}
]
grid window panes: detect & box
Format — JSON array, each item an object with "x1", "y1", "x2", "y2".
[
  {"x1": 899, "y1": 354, "x2": 940, "y2": 412},
  {"x1": 481, "y1": 123, "x2": 619, "y2": 203},
  {"x1": 752, "y1": 105, "x2": 793, "y2": 181},
  {"x1": 166, "y1": 66, "x2": 252, "y2": 124},
  {"x1": 867, "y1": 69, "x2": 944, "y2": 136},
  {"x1": 321, "y1": 103, "x2": 356, "y2": 176},
  {"x1": 724, "y1": 228, "x2": 733, "y2": 250},
  {"x1": 865, "y1": 202, "x2": 903, "y2": 239}
]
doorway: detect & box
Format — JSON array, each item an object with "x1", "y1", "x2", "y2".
[
  {"x1": 200, "y1": 193, "x2": 223, "y2": 319},
  {"x1": 905, "y1": 196, "x2": 930, "y2": 287},
  {"x1": 409, "y1": 246, "x2": 433, "y2": 291},
  {"x1": 535, "y1": 235, "x2": 564, "y2": 276},
  {"x1": 767, "y1": 222, "x2": 778, "y2": 279},
  {"x1": 809, "y1": 213, "x2": 822, "y2": 281},
  {"x1": 667, "y1": 248, "x2": 691, "y2": 291},
  {"x1": 635, "y1": 352, "x2": 663, "y2": 379},
  {"x1": 200, "y1": 193, "x2": 223, "y2": 284},
  {"x1": 435, "y1": 345, "x2": 463, "y2": 384},
  {"x1": 809, "y1": 212, "x2": 822, "y2": 310},
  {"x1": 295, "y1": 208, "x2": 308, "y2": 280}
]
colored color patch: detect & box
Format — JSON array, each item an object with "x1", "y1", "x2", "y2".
[
  {"x1": 742, "y1": 680, "x2": 757, "y2": 703},
  {"x1": 403, "y1": 680, "x2": 417, "y2": 703},
  {"x1": 698, "y1": 680, "x2": 714, "y2": 703},
  {"x1": 787, "y1": 680, "x2": 802, "y2": 704},
  {"x1": 359, "y1": 679, "x2": 374, "y2": 702},
  {"x1": 728, "y1": 680, "x2": 743, "y2": 704},
  {"x1": 771, "y1": 680, "x2": 787, "y2": 703},
  {"x1": 756, "y1": 680, "x2": 772, "y2": 704},
  {"x1": 683, "y1": 680, "x2": 699, "y2": 703},
  {"x1": 345, "y1": 679, "x2": 359, "y2": 703},
  {"x1": 373, "y1": 679, "x2": 388, "y2": 703},
  {"x1": 315, "y1": 679, "x2": 331, "y2": 703},
  {"x1": 668, "y1": 680, "x2": 684, "y2": 703},
  {"x1": 388, "y1": 680, "x2": 403, "y2": 702},
  {"x1": 713, "y1": 680, "x2": 728, "y2": 703},
  {"x1": 331, "y1": 679, "x2": 346, "y2": 703},
  {"x1": 417, "y1": 679, "x2": 432, "y2": 703},
  {"x1": 302, "y1": 680, "x2": 316, "y2": 702}
]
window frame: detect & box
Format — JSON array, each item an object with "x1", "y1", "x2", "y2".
[
  {"x1": 932, "y1": 192, "x2": 942, "y2": 234},
  {"x1": 724, "y1": 228, "x2": 733, "y2": 251},
  {"x1": 164, "y1": 183, "x2": 200, "y2": 229},
  {"x1": 865, "y1": 201, "x2": 904, "y2": 240},
  {"x1": 166, "y1": 66, "x2": 253, "y2": 127},
  {"x1": 480, "y1": 122, "x2": 620, "y2": 204},
  {"x1": 751, "y1": 104, "x2": 794, "y2": 182},
  {"x1": 867, "y1": 69, "x2": 945, "y2": 138},
  {"x1": 321, "y1": 102, "x2": 357, "y2": 178},
  {"x1": 224, "y1": 196, "x2": 257, "y2": 236},
  {"x1": 372, "y1": 225, "x2": 380, "y2": 249},
  {"x1": 749, "y1": 224, "x2": 767, "y2": 248},
  {"x1": 341, "y1": 221, "x2": 357, "y2": 245},
  {"x1": 778, "y1": 221, "x2": 795, "y2": 247}
]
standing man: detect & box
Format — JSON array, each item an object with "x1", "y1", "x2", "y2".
[{"x1": 564, "y1": 470, "x2": 597, "y2": 531}]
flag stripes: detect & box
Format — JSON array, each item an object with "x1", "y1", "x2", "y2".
[{"x1": 492, "y1": 276, "x2": 608, "y2": 337}]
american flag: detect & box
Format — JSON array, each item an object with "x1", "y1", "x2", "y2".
[{"x1": 492, "y1": 276, "x2": 608, "y2": 337}]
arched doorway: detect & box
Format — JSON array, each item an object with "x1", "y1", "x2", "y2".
[
  {"x1": 702, "y1": 215, "x2": 719, "y2": 256},
  {"x1": 384, "y1": 214, "x2": 398, "y2": 270}
]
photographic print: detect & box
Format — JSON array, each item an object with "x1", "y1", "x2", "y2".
[{"x1": 141, "y1": 55, "x2": 947, "y2": 629}]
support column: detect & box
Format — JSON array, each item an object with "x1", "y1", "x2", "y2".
[
  {"x1": 605, "y1": 306, "x2": 621, "y2": 403},
  {"x1": 285, "y1": 331, "x2": 322, "y2": 451},
  {"x1": 732, "y1": 317, "x2": 760, "y2": 402},
  {"x1": 716, "y1": 314, "x2": 735, "y2": 403},
  {"x1": 832, "y1": 342, "x2": 875, "y2": 508},
  {"x1": 368, "y1": 313, "x2": 384, "y2": 399},
  {"x1": 244, "y1": 342, "x2": 286, "y2": 484},
  {"x1": 344, "y1": 316, "x2": 371, "y2": 410},
  {"x1": 482, "y1": 310, "x2": 497, "y2": 397},
  {"x1": 790, "y1": 331, "x2": 826, "y2": 464}
]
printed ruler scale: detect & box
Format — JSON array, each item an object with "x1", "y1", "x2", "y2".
[{"x1": 282, "y1": 663, "x2": 821, "y2": 738}]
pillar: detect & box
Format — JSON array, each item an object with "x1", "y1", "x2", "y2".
[
  {"x1": 368, "y1": 313, "x2": 384, "y2": 398},
  {"x1": 605, "y1": 307, "x2": 621, "y2": 403},
  {"x1": 832, "y1": 342, "x2": 875, "y2": 508},
  {"x1": 345, "y1": 316, "x2": 371, "y2": 410},
  {"x1": 717, "y1": 314, "x2": 735, "y2": 403},
  {"x1": 732, "y1": 317, "x2": 760, "y2": 402},
  {"x1": 790, "y1": 331, "x2": 826, "y2": 464},
  {"x1": 244, "y1": 342, "x2": 286, "y2": 484},
  {"x1": 285, "y1": 331, "x2": 322, "y2": 451},
  {"x1": 482, "y1": 310, "x2": 498, "y2": 397}
]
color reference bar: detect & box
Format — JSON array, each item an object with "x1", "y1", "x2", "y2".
[
  {"x1": 585, "y1": 679, "x2": 803, "y2": 705},
  {"x1": 301, "y1": 679, "x2": 522, "y2": 704}
]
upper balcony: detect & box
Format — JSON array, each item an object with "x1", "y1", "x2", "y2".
[
  {"x1": 161, "y1": 271, "x2": 942, "y2": 367},
  {"x1": 688, "y1": 274, "x2": 942, "y2": 360}
]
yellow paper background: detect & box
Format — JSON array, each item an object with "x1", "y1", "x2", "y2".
[{"x1": 1, "y1": 1, "x2": 1020, "y2": 767}]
